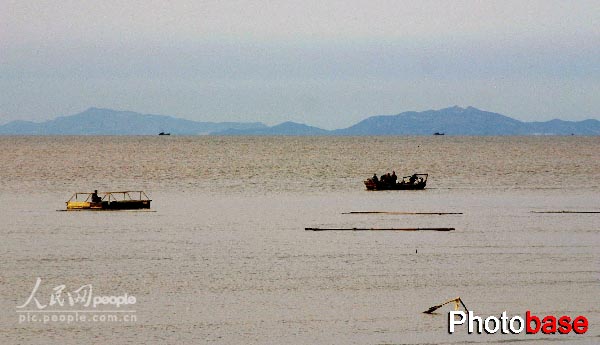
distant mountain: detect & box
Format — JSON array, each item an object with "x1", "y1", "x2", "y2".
[
  {"x1": 212, "y1": 106, "x2": 599, "y2": 136},
  {"x1": 524, "y1": 119, "x2": 600, "y2": 135},
  {"x1": 333, "y1": 106, "x2": 599, "y2": 135},
  {"x1": 0, "y1": 108, "x2": 266, "y2": 135},
  {"x1": 214, "y1": 121, "x2": 330, "y2": 136},
  {"x1": 1, "y1": 106, "x2": 598, "y2": 135}
]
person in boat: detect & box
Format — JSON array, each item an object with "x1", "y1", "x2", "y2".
[
  {"x1": 391, "y1": 171, "x2": 397, "y2": 185},
  {"x1": 91, "y1": 190, "x2": 102, "y2": 203},
  {"x1": 380, "y1": 173, "x2": 387, "y2": 184},
  {"x1": 372, "y1": 174, "x2": 378, "y2": 183},
  {"x1": 409, "y1": 174, "x2": 417, "y2": 184}
]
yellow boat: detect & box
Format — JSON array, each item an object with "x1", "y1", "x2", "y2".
[{"x1": 66, "y1": 190, "x2": 151, "y2": 210}]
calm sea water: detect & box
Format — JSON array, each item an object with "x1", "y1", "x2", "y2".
[{"x1": 1, "y1": 136, "x2": 598, "y2": 344}]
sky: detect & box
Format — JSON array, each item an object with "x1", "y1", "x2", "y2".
[{"x1": 1, "y1": 0, "x2": 599, "y2": 129}]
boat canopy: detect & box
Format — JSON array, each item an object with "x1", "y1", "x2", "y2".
[{"x1": 67, "y1": 191, "x2": 150, "y2": 202}]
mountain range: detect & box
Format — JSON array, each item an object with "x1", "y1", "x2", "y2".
[
  {"x1": 0, "y1": 108, "x2": 266, "y2": 135},
  {"x1": 0, "y1": 106, "x2": 598, "y2": 135},
  {"x1": 328, "y1": 106, "x2": 600, "y2": 135}
]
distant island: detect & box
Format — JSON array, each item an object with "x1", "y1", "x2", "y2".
[
  {"x1": 0, "y1": 106, "x2": 598, "y2": 135},
  {"x1": 0, "y1": 107, "x2": 266, "y2": 135}
]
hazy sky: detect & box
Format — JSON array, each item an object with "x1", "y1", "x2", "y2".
[{"x1": 1, "y1": 0, "x2": 598, "y2": 128}]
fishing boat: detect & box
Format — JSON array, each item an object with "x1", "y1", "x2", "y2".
[
  {"x1": 66, "y1": 190, "x2": 151, "y2": 210},
  {"x1": 364, "y1": 173, "x2": 428, "y2": 190},
  {"x1": 158, "y1": 132, "x2": 170, "y2": 136}
]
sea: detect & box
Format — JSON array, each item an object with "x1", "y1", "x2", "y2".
[{"x1": 0, "y1": 136, "x2": 598, "y2": 344}]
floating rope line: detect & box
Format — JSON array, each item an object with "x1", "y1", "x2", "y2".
[
  {"x1": 531, "y1": 211, "x2": 600, "y2": 214},
  {"x1": 342, "y1": 211, "x2": 463, "y2": 215},
  {"x1": 305, "y1": 227, "x2": 455, "y2": 231}
]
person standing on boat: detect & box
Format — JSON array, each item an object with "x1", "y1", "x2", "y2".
[
  {"x1": 391, "y1": 171, "x2": 397, "y2": 185},
  {"x1": 372, "y1": 174, "x2": 378, "y2": 183},
  {"x1": 91, "y1": 190, "x2": 102, "y2": 203}
]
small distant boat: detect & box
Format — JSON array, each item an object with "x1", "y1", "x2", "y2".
[
  {"x1": 364, "y1": 173, "x2": 428, "y2": 190},
  {"x1": 66, "y1": 190, "x2": 151, "y2": 210},
  {"x1": 158, "y1": 132, "x2": 170, "y2": 136},
  {"x1": 433, "y1": 132, "x2": 445, "y2": 136}
]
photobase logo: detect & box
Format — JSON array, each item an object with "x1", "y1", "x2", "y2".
[
  {"x1": 448, "y1": 311, "x2": 589, "y2": 335},
  {"x1": 16, "y1": 278, "x2": 137, "y2": 324}
]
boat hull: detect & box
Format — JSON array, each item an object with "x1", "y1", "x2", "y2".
[
  {"x1": 364, "y1": 180, "x2": 426, "y2": 191},
  {"x1": 66, "y1": 200, "x2": 151, "y2": 210}
]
